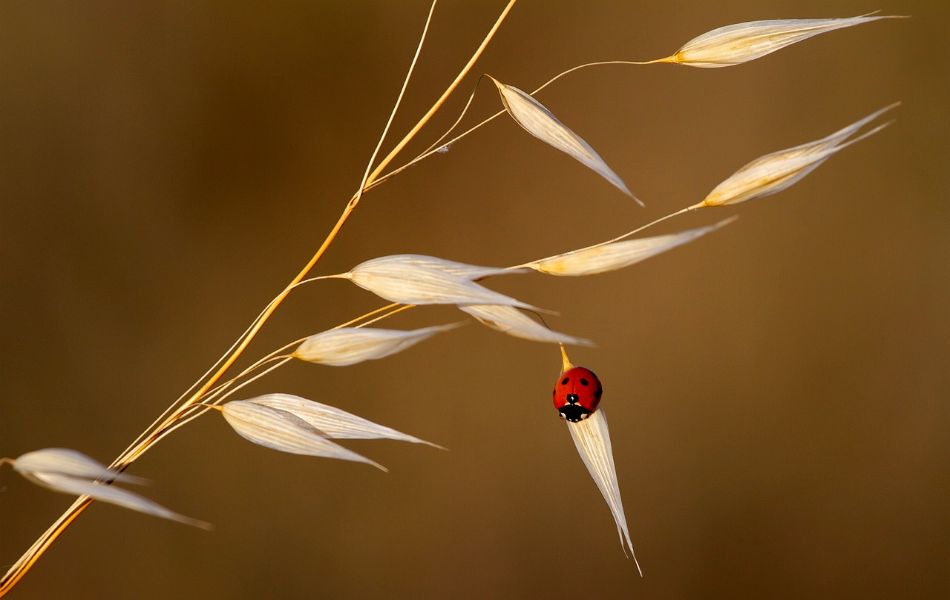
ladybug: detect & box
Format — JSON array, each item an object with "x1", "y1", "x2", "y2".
[{"x1": 552, "y1": 366, "x2": 603, "y2": 422}]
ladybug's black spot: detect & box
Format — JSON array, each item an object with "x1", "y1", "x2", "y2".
[
  {"x1": 565, "y1": 393, "x2": 579, "y2": 405},
  {"x1": 561, "y1": 377, "x2": 569, "y2": 385},
  {"x1": 558, "y1": 405, "x2": 592, "y2": 423},
  {"x1": 595, "y1": 387, "x2": 603, "y2": 400},
  {"x1": 580, "y1": 378, "x2": 589, "y2": 386}
]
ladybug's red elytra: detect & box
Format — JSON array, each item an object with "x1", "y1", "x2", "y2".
[{"x1": 552, "y1": 366, "x2": 603, "y2": 422}]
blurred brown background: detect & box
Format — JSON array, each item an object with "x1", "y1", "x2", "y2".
[{"x1": 1, "y1": 1, "x2": 947, "y2": 598}]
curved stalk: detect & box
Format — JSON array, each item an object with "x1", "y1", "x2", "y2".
[{"x1": 0, "y1": 1, "x2": 517, "y2": 595}]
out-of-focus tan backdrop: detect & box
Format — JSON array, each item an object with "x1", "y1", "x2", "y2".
[{"x1": 1, "y1": 1, "x2": 947, "y2": 598}]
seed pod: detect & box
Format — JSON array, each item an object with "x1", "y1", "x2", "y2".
[
  {"x1": 294, "y1": 323, "x2": 461, "y2": 367},
  {"x1": 11, "y1": 448, "x2": 208, "y2": 528},
  {"x1": 221, "y1": 401, "x2": 385, "y2": 470},
  {"x1": 663, "y1": 15, "x2": 902, "y2": 68},
  {"x1": 567, "y1": 410, "x2": 641, "y2": 574},
  {"x1": 524, "y1": 219, "x2": 734, "y2": 276},
  {"x1": 491, "y1": 77, "x2": 641, "y2": 204},
  {"x1": 696, "y1": 103, "x2": 897, "y2": 208},
  {"x1": 341, "y1": 255, "x2": 541, "y2": 309},
  {"x1": 460, "y1": 304, "x2": 592, "y2": 346},
  {"x1": 245, "y1": 393, "x2": 441, "y2": 447}
]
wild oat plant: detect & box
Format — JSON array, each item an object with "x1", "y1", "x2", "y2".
[{"x1": 0, "y1": 3, "x2": 902, "y2": 594}]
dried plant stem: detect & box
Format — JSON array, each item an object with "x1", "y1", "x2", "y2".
[
  {"x1": 593, "y1": 207, "x2": 695, "y2": 246},
  {"x1": 0, "y1": 1, "x2": 517, "y2": 594},
  {"x1": 114, "y1": 294, "x2": 286, "y2": 463},
  {"x1": 142, "y1": 300, "x2": 421, "y2": 444},
  {"x1": 201, "y1": 354, "x2": 295, "y2": 406},
  {"x1": 186, "y1": 304, "x2": 414, "y2": 409},
  {"x1": 210, "y1": 357, "x2": 295, "y2": 406},
  {"x1": 358, "y1": 303, "x2": 418, "y2": 327},
  {"x1": 377, "y1": 59, "x2": 667, "y2": 185},
  {"x1": 155, "y1": 356, "x2": 296, "y2": 443},
  {"x1": 157, "y1": 301, "x2": 414, "y2": 429},
  {"x1": 336, "y1": 302, "x2": 402, "y2": 327}
]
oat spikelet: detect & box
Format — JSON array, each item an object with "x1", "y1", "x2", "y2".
[
  {"x1": 246, "y1": 394, "x2": 442, "y2": 448},
  {"x1": 662, "y1": 15, "x2": 904, "y2": 68},
  {"x1": 294, "y1": 323, "x2": 462, "y2": 367},
  {"x1": 460, "y1": 304, "x2": 593, "y2": 346},
  {"x1": 695, "y1": 103, "x2": 898, "y2": 208},
  {"x1": 490, "y1": 77, "x2": 641, "y2": 204},
  {"x1": 568, "y1": 410, "x2": 642, "y2": 575},
  {"x1": 340, "y1": 255, "x2": 542, "y2": 309},
  {"x1": 221, "y1": 402, "x2": 386, "y2": 470},
  {"x1": 12, "y1": 448, "x2": 209, "y2": 529},
  {"x1": 524, "y1": 219, "x2": 735, "y2": 276}
]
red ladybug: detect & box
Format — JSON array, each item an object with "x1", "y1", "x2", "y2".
[{"x1": 552, "y1": 366, "x2": 603, "y2": 422}]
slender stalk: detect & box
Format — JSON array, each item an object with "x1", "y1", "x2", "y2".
[
  {"x1": 165, "y1": 301, "x2": 410, "y2": 423},
  {"x1": 154, "y1": 356, "x2": 296, "y2": 443},
  {"x1": 352, "y1": 0, "x2": 438, "y2": 210},
  {"x1": 200, "y1": 354, "x2": 295, "y2": 406},
  {"x1": 358, "y1": 303, "x2": 417, "y2": 327},
  {"x1": 375, "y1": 59, "x2": 668, "y2": 187},
  {"x1": 210, "y1": 357, "x2": 294, "y2": 407},
  {"x1": 114, "y1": 294, "x2": 285, "y2": 463},
  {"x1": 0, "y1": 2, "x2": 517, "y2": 595},
  {"x1": 148, "y1": 302, "x2": 423, "y2": 449},
  {"x1": 363, "y1": 0, "x2": 517, "y2": 191},
  {"x1": 335, "y1": 303, "x2": 401, "y2": 328}
]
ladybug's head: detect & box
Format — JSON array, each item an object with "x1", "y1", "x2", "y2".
[{"x1": 558, "y1": 397, "x2": 592, "y2": 423}]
